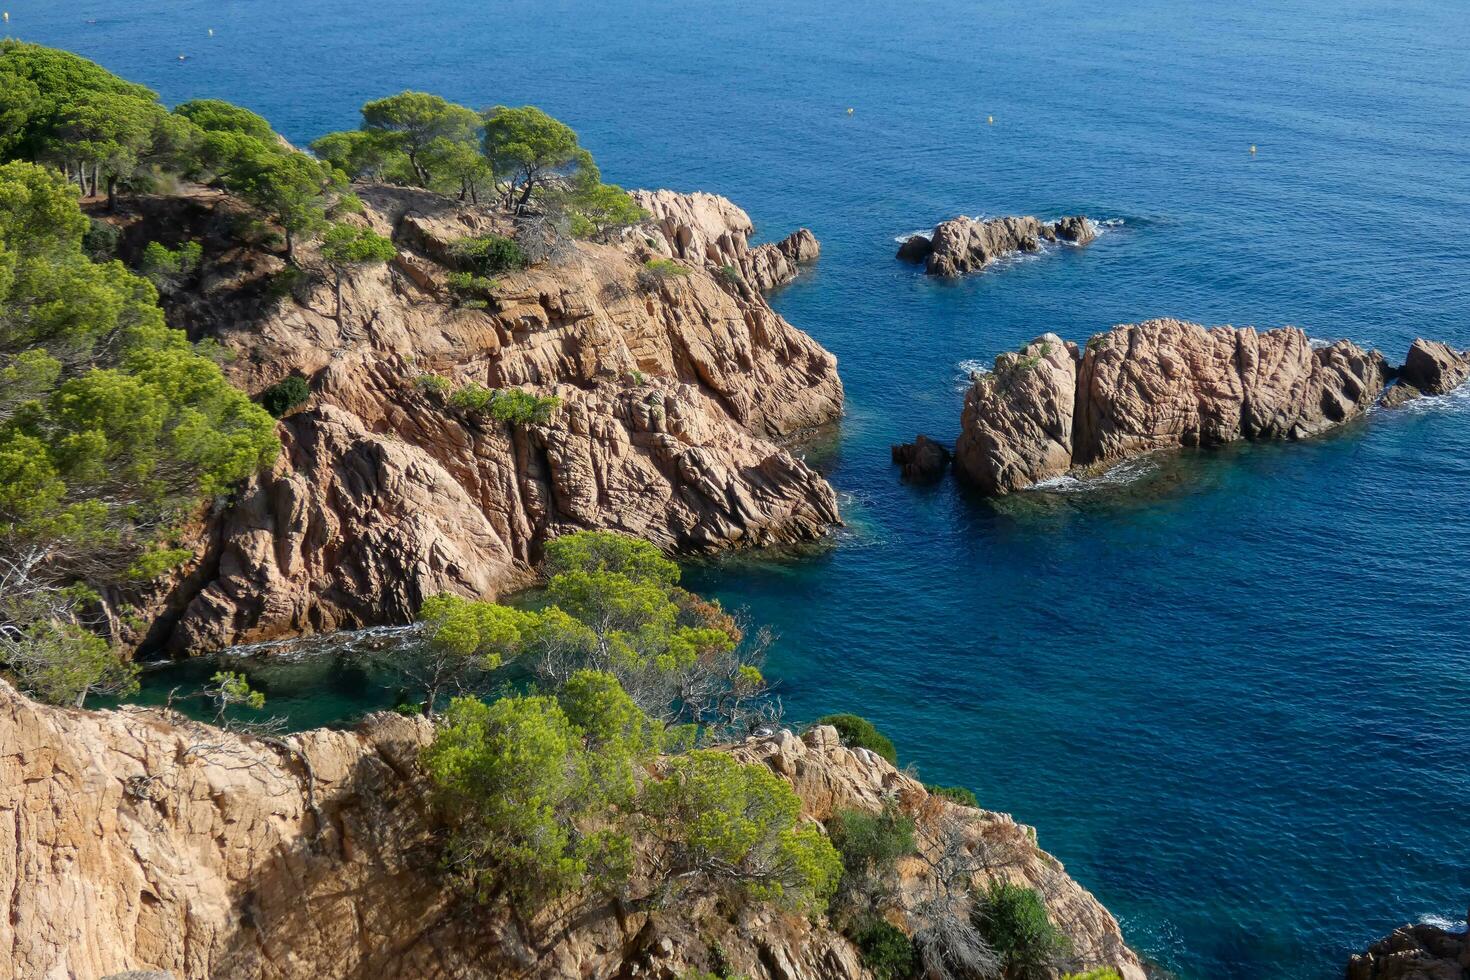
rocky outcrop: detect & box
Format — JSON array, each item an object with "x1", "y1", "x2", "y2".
[
  {"x1": 99, "y1": 185, "x2": 842, "y2": 652},
  {"x1": 1, "y1": 681, "x2": 1145, "y2": 980},
  {"x1": 897, "y1": 214, "x2": 1095, "y2": 277},
  {"x1": 1380, "y1": 338, "x2": 1470, "y2": 406},
  {"x1": 891, "y1": 434, "x2": 952, "y2": 481},
  {"x1": 1348, "y1": 919, "x2": 1469, "y2": 980},
  {"x1": 631, "y1": 188, "x2": 820, "y2": 292},
  {"x1": 955, "y1": 320, "x2": 1388, "y2": 494}
]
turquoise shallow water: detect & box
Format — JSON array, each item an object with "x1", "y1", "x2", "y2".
[{"x1": 13, "y1": 0, "x2": 1470, "y2": 976}]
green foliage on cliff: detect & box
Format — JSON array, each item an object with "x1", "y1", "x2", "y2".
[
  {"x1": 0, "y1": 160, "x2": 279, "y2": 705},
  {"x1": 447, "y1": 232, "x2": 526, "y2": 274},
  {"x1": 925, "y1": 783, "x2": 979, "y2": 808},
  {"x1": 847, "y1": 919, "x2": 917, "y2": 980},
  {"x1": 973, "y1": 881, "x2": 1071, "y2": 980},
  {"x1": 416, "y1": 532, "x2": 828, "y2": 916},
  {"x1": 812, "y1": 713, "x2": 898, "y2": 764},
  {"x1": 259, "y1": 375, "x2": 310, "y2": 417},
  {"x1": 1062, "y1": 970, "x2": 1124, "y2": 980},
  {"x1": 138, "y1": 240, "x2": 202, "y2": 292}
]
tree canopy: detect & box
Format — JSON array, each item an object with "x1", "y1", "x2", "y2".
[{"x1": 0, "y1": 161, "x2": 279, "y2": 705}]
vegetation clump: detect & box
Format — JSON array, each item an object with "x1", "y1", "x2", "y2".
[
  {"x1": 415, "y1": 531, "x2": 837, "y2": 918},
  {"x1": 448, "y1": 232, "x2": 526, "y2": 274},
  {"x1": 259, "y1": 375, "x2": 310, "y2": 417},
  {"x1": 0, "y1": 160, "x2": 278, "y2": 705},
  {"x1": 925, "y1": 784, "x2": 979, "y2": 808},
  {"x1": 973, "y1": 881, "x2": 1071, "y2": 980},
  {"x1": 812, "y1": 713, "x2": 898, "y2": 764}
]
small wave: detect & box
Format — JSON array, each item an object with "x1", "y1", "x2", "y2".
[
  {"x1": 219, "y1": 624, "x2": 421, "y2": 662},
  {"x1": 1382, "y1": 377, "x2": 1470, "y2": 416},
  {"x1": 1308, "y1": 337, "x2": 1333, "y2": 350},
  {"x1": 954, "y1": 358, "x2": 992, "y2": 392},
  {"x1": 1419, "y1": 913, "x2": 1468, "y2": 934},
  {"x1": 894, "y1": 228, "x2": 934, "y2": 244},
  {"x1": 1029, "y1": 455, "x2": 1159, "y2": 493}
]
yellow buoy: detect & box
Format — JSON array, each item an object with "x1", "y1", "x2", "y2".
[
  {"x1": 208, "y1": 28, "x2": 214, "y2": 36},
  {"x1": 846, "y1": 107, "x2": 854, "y2": 115},
  {"x1": 987, "y1": 115, "x2": 994, "y2": 125},
  {"x1": 3, "y1": 11, "x2": 9, "y2": 23},
  {"x1": 1249, "y1": 144, "x2": 1257, "y2": 154}
]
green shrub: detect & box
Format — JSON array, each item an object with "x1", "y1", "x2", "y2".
[
  {"x1": 449, "y1": 233, "x2": 527, "y2": 274},
  {"x1": 259, "y1": 375, "x2": 310, "y2": 417},
  {"x1": 974, "y1": 881, "x2": 1070, "y2": 980},
  {"x1": 1062, "y1": 970, "x2": 1123, "y2": 980},
  {"x1": 139, "y1": 240, "x2": 203, "y2": 290},
  {"x1": 847, "y1": 919, "x2": 916, "y2": 980},
  {"x1": 415, "y1": 373, "x2": 453, "y2": 396},
  {"x1": 925, "y1": 784, "x2": 978, "y2": 808},
  {"x1": 445, "y1": 270, "x2": 498, "y2": 302},
  {"x1": 828, "y1": 806, "x2": 916, "y2": 881},
  {"x1": 490, "y1": 388, "x2": 560, "y2": 425},
  {"x1": 812, "y1": 713, "x2": 897, "y2": 764},
  {"x1": 715, "y1": 263, "x2": 742, "y2": 286},
  {"x1": 644, "y1": 257, "x2": 690, "y2": 278},
  {"x1": 447, "y1": 382, "x2": 495, "y2": 411},
  {"x1": 82, "y1": 217, "x2": 120, "y2": 260}
]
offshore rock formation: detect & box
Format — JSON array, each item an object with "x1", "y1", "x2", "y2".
[
  {"x1": 891, "y1": 434, "x2": 952, "y2": 481},
  {"x1": 955, "y1": 320, "x2": 1388, "y2": 495},
  {"x1": 1347, "y1": 919, "x2": 1469, "y2": 980},
  {"x1": 0, "y1": 681, "x2": 1145, "y2": 980},
  {"x1": 99, "y1": 185, "x2": 842, "y2": 652},
  {"x1": 897, "y1": 214, "x2": 1095, "y2": 277},
  {"x1": 1380, "y1": 338, "x2": 1470, "y2": 407}
]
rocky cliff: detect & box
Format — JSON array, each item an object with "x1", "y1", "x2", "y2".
[
  {"x1": 897, "y1": 215, "x2": 1095, "y2": 277},
  {"x1": 1348, "y1": 920, "x2": 1469, "y2": 980},
  {"x1": 0, "y1": 680, "x2": 1145, "y2": 980},
  {"x1": 1380, "y1": 339, "x2": 1470, "y2": 407},
  {"x1": 98, "y1": 184, "x2": 841, "y2": 653},
  {"x1": 954, "y1": 319, "x2": 1391, "y2": 494}
]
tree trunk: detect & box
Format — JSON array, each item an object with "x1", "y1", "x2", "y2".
[
  {"x1": 516, "y1": 179, "x2": 536, "y2": 214},
  {"x1": 333, "y1": 270, "x2": 343, "y2": 325},
  {"x1": 106, "y1": 175, "x2": 116, "y2": 211},
  {"x1": 284, "y1": 226, "x2": 294, "y2": 264}
]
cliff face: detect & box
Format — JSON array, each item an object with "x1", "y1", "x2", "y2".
[
  {"x1": 101, "y1": 185, "x2": 841, "y2": 653},
  {"x1": 956, "y1": 319, "x2": 1388, "y2": 494},
  {"x1": 0, "y1": 681, "x2": 1145, "y2": 980}
]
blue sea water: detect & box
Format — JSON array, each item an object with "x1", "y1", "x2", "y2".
[{"x1": 10, "y1": 1, "x2": 1470, "y2": 976}]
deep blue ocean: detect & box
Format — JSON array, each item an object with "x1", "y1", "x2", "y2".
[{"x1": 11, "y1": 1, "x2": 1469, "y2": 976}]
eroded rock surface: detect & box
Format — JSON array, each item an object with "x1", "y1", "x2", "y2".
[
  {"x1": 1348, "y1": 920, "x2": 1470, "y2": 980},
  {"x1": 630, "y1": 188, "x2": 820, "y2": 292},
  {"x1": 1380, "y1": 338, "x2": 1470, "y2": 406},
  {"x1": 955, "y1": 319, "x2": 1389, "y2": 493},
  {"x1": 897, "y1": 214, "x2": 1095, "y2": 277},
  {"x1": 0, "y1": 681, "x2": 1144, "y2": 980},
  {"x1": 100, "y1": 185, "x2": 842, "y2": 652}
]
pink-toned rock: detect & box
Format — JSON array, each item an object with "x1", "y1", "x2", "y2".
[
  {"x1": 899, "y1": 214, "x2": 1095, "y2": 276},
  {"x1": 955, "y1": 334, "x2": 1080, "y2": 494},
  {"x1": 0, "y1": 681, "x2": 1145, "y2": 980},
  {"x1": 105, "y1": 185, "x2": 842, "y2": 653},
  {"x1": 630, "y1": 188, "x2": 819, "y2": 291},
  {"x1": 955, "y1": 320, "x2": 1389, "y2": 495},
  {"x1": 1397, "y1": 338, "x2": 1470, "y2": 397}
]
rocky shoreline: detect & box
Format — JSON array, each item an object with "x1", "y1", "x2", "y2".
[
  {"x1": 894, "y1": 319, "x2": 1469, "y2": 495},
  {"x1": 897, "y1": 214, "x2": 1096, "y2": 277},
  {"x1": 0, "y1": 679, "x2": 1147, "y2": 980},
  {"x1": 97, "y1": 184, "x2": 841, "y2": 654}
]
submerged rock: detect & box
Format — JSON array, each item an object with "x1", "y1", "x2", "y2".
[
  {"x1": 891, "y1": 434, "x2": 952, "y2": 480},
  {"x1": 100, "y1": 184, "x2": 842, "y2": 653},
  {"x1": 955, "y1": 319, "x2": 1388, "y2": 494},
  {"x1": 0, "y1": 680, "x2": 1147, "y2": 980},
  {"x1": 897, "y1": 213, "x2": 1095, "y2": 277},
  {"x1": 1347, "y1": 918, "x2": 1469, "y2": 980}
]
